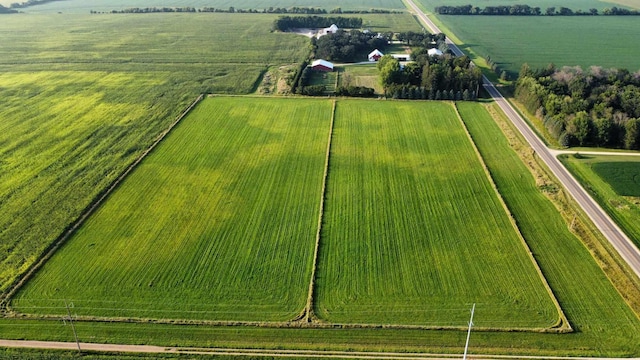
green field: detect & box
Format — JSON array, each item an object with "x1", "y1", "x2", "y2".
[
  {"x1": 11, "y1": 97, "x2": 333, "y2": 321},
  {"x1": 315, "y1": 100, "x2": 560, "y2": 328},
  {"x1": 7, "y1": 0, "x2": 406, "y2": 13},
  {"x1": 592, "y1": 162, "x2": 640, "y2": 197},
  {"x1": 337, "y1": 64, "x2": 383, "y2": 94},
  {"x1": 560, "y1": 154, "x2": 640, "y2": 247},
  {"x1": 415, "y1": 0, "x2": 640, "y2": 74},
  {"x1": 0, "y1": 13, "x2": 310, "y2": 294}
]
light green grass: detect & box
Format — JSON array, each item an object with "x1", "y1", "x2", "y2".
[
  {"x1": 0, "y1": 71, "x2": 195, "y2": 293},
  {"x1": 11, "y1": 97, "x2": 333, "y2": 321},
  {"x1": 559, "y1": 154, "x2": 640, "y2": 247},
  {"x1": 0, "y1": 13, "x2": 310, "y2": 294},
  {"x1": 315, "y1": 100, "x2": 559, "y2": 328}
]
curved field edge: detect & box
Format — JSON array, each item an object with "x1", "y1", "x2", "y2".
[
  {"x1": 314, "y1": 100, "x2": 561, "y2": 329},
  {"x1": 559, "y1": 154, "x2": 640, "y2": 249},
  {"x1": 9, "y1": 97, "x2": 334, "y2": 322}
]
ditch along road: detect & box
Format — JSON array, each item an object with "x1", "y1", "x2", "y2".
[{"x1": 404, "y1": 0, "x2": 640, "y2": 282}]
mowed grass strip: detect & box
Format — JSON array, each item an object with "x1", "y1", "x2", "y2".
[
  {"x1": 11, "y1": 97, "x2": 333, "y2": 321},
  {"x1": 315, "y1": 100, "x2": 559, "y2": 328}
]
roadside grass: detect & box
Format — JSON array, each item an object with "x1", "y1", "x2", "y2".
[
  {"x1": 559, "y1": 155, "x2": 640, "y2": 247},
  {"x1": 0, "y1": 13, "x2": 309, "y2": 295},
  {"x1": 337, "y1": 64, "x2": 383, "y2": 94},
  {"x1": 10, "y1": 97, "x2": 333, "y2": 321},
  {"x1": 314, "y1": 100, "x2": 559, "y2": 328}
]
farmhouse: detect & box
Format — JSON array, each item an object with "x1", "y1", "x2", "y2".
[
  {"x1": 428, "y1": 48, "x2": 444, "y2": 57},
  {"x1": 368, "y1": 49, "x2": 384, "y2": 62},
  {"x1": 318, "y1": 24, "x2": 339, "y2": 37},
  {"x1": 311, "y1": 59, "x2": 334, "y2": 72}
]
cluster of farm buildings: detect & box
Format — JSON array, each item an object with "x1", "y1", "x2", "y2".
[{"x1": 310, "y1": 24, "x2": 444, "y2": 72}]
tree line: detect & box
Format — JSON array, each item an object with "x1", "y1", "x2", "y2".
[
  {"x1": 273, "y1": 16, "x2": 363, "y2": 31},
  {"x1": 0, "y1": 4, "x2": 18, "y2": 13},
  {"x1": 435, "y1": 4, "x2": 640, "y2": 16},
  {"x1": 515, "y1": 64, "x2": 640, "y2": 149},
  {"x1": 8, "y1": 0, "x2": 62, "y2": 9},
  {"x1": 314, "y1": 29, "x2": 391, "y2": 62}
]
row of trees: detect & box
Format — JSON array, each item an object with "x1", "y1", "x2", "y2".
[
  {"x1": 314, "y1": 29, "x2": 391, "y2": 62},
  {"x1": 8, "y1": 0, "x2": 61, "y2": 8},
  {"x1": 515, "y1": 64, "x2": 640, "y2": 149},
  {"x1": 273, "y1": 16, "x2": 363, "y2": 31},
  {"x1": 0, "y1": 4, "x2": 18, "y2": 13},
  {"x1": 435, "y1": 4, "x2": 639, "y2": 16},
  {"x1": 378, "y1": 46, "x2": 481, "y2": 100}
]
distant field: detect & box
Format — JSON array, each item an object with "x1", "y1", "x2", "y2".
[
  {"x1": 315, "y1": 100, "x2": 559, "y2": 328},
  {"x1": 560, "y1": 154, "x2": 640, "y2": 247},
  {"x1": 9, "y1": 0, "x2": 406, "y2": 13},
  {"x1": 415, "y1": 0, "x2": 640, "y2": 74},
  {"x1": 0, "y1": 14, "x2": 310, "y2": 294},
  {"x1": 11, "y1": 97, "x2": 333, "y2": 321}
]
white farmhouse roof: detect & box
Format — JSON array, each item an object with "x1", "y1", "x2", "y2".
[
  {"x1": 311, "y1": 59, "x2": 334, "y2": 70},
  {"x1": 428, "y1": 48, "x2": 443, "y2": 56},
  {"x1": 327, "y1": 24, "x2": 339, "y2": 32}
]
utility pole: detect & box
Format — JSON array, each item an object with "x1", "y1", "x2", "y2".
[
  {"x1": 463, "y1": 303, "x2": 475, "y2": 360},
  {"x1": 64, "y1": 300, "x2": 81, "y2": 354}
]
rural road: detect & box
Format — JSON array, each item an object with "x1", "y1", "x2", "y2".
[
  {"x1": 2, "y1": 339, "x2": 640, "y2": 360},
  {"x1": 404, "y1": 0, "x2": 640, "y2": 282}
]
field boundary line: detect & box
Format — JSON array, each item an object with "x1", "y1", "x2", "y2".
[
  {"x1": 0, "y1": 94, "x2": 205, "y2": 312},
  {"x1": 452, "y1": 102, "x2": 571, "y2": 333},
  {"x1": 299, "y1": 99, "x2": 336, "y2": 323}
]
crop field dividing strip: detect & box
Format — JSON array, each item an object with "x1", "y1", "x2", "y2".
[
  {"x1": 301, "y1": 99, "x2": 337, "y2": 323},
  {"x1": 0, "y1": 94, "x2": 205, "y2": 312},
  {"x1": 452, "y1": 102, "x2": 571, "y2": 332}
]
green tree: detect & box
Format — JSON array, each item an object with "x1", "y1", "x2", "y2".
[{"x1": 624, "y1": 119, "x2": 640, "y2": 150}]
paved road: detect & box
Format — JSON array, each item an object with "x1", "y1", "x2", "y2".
[{"x1": 403, "y1": 0, "x2": 640, "y2": 281}]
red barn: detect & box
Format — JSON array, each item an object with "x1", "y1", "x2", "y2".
[{"x1": 311, "y1": 59, "x2": 334, "y2": 72}]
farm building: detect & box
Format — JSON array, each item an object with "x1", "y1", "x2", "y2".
[
  {"x1": 368, "y1": 49, "x2": 384, "y2": 62},
  {"x1": 391, "y1": 54, "x2": 411, "y2": 61},
  {"x1": 428, "y1": 48, "x2": 444, "y2": 57},
  {"x1": 311, "y1": 59, "x2": 334, "y2": 72},
  {"x1": 318, "y1": 24, "x2": 339, "y2": 37}
]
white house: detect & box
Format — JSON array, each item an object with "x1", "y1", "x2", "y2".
[
  {"x1": 428, "y1": 48, "x2": 443, "y2": 57},
  {"x1": 368, "y1": 49, "x2": 384, "y2": 62},
  {"x1": 318, "y1": 24, "x2": 339, "y2": 37},
  {"x1": 391, "y1": 54, "x2": 411, "y2": 61},
  {"x1": 311, "y1": 59, "x2": 334, "y2": 72}
]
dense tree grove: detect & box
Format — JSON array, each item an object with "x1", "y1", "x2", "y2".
[
  {"x1": 0, "y1": 4, "x2": 18, "y2": 13},
  {"x1": 9, "y1": 0, "x2": 61, "y2": 9},
  {"x1": 516, "y1": 64, "x2": 640, "y2": 149},
  {"x1": 273, "y1": 16, "x2": 363, "y2": 31},
  {"x1": 435, "y1": 4, "x2": 640, "y2": 15},
  {"x1": 377, "y1": 35, "x2": 481, "y2": 100},
  {"x1": 314, "y1": 30, "x2": 391, "y2": 62},
  {"x1": 335, "y1": 86, "x2": 375, "y2": 97}
]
